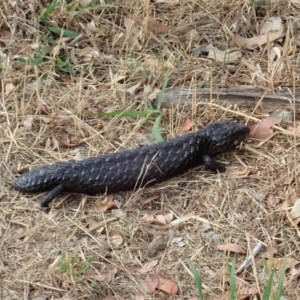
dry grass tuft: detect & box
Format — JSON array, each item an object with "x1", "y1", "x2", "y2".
[{"x1": 1, "y1": 0, "x2": 300, "y2": 299}]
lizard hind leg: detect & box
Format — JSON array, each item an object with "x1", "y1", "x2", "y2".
[{"x1": 40, "y1": 184, "x2": 64, "y2": 208}]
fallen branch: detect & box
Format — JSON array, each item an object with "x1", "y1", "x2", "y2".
[{"x1": 160, "y1": 86, "x2": 300, "y2": 108}]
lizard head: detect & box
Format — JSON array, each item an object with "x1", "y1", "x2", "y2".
[{"x1": 201, "y1": 120, "x2": 250, "y2": 156}]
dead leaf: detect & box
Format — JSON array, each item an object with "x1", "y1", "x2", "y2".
[
  {"x1": 234, "y1": 22, "x2": 284, "y2": 49},
  {"x1": 113, "y1": 32, "x2": 142, "y2": 50},
  {"x1": 260, "y1": 17, "x2": 283, "y2": 35},
  {"x1": 144, "y1": 276, "x2": 178, "y2": 295},
  {"x1": 86, "y1": 274, "x2": 105, "y2": 282},
  {"x1": 266, "y1": 257, "x2": 295, "y2": 271},
  {"x1": 116, "y1": 82, "x2": 141, "y2": 95},
  {"x1": 155, "y1": 212, "x2": 173, "y2": 225},
  {"x1": 267, "y1": 194, "x2": 280, "y2": 207},
  {"x1": 291, "y1": 198, "x2": 300, "y2": 219},
  {"x1": 142, "y1": 212, "x2": 173, "y2": 225},
  {"x1": 124, "y1": 16, "x2": 139, "y2": 34},
  {"x1": 76, "y1": 47, "x2": 100, "y2": 62},
  {"x1": 262, "y1": 247, "x2": 278, "y2": 259},
  {"x1": 86, "y1": 20, "x2": 99, "y2": 34},
  {"x1": 109, "y1": 235, "x2": 123, "y2": 246},
  {"x1": 144, "y1": 57, "x2": 174, "y2": 73},
  {"x1": 148, "y1": 235, "x2": 168, "y2": 258},
  {"x1": 185, "y1": 29, "x2": 200, "y2": 42},
  {"x1": 5, "y1": 83, "x2": 15, "y2": 96},
  {"x1": 157, "y1": 277, "x2": 178, "y2": 296},
  {"x1": 135, "y1": 16, "x2": 169, "y2": 33},
  {"x1": 135, "y1": 291, "x2": 145, "y2": 300},
  {"x1": 92, "y1": 196, "x2": 118, "y2": 212},
  {"x1": 140, "y1": 195, "x2": 159, "y2": 207},
  {"x1": 178, "y1": 119, "x2": 193, "y2": 134},
  {"x1": 137, "y1": 260, "x2": 158, "y2": 273},
  {"x1": 217, "y1": 243, "x2": 246, "y2": 254},
  {"x1": 23, "y1": 116, "x2": 33, "y2": 129},
  {"x1": 142, "y1": 214, "x2": 155, "y2": 222},
  {"x1": 249, "y1": 116, "x2": 281, "y2": 140},
  {"x1": 143, "y1": 85, "x2": 161, "y2": 101},
  {"x1": 44, "y1": 138, "x2": 52, "y2": 150},
  {"x1": 31, "y1": 294, "x2": 50, "y2": 300},
  {"x1": 13, "y1": 227, "x2": 26, "y2": 240},
  {"x1": 214, "y1": 291, "x2": 230, "y2": 300},
  {"x1": 144, "y1": 276, "x2": 159, "y2": 292},
  {"x1": 287, "y1": 260, "x2": 300, "y2": 278},
  {"x1": 207, "y1": 47, "x2": 242, "y2": 62},
  {"x1": 0, "y1": 28, "x2": 11, "y2": 40},
  {"x1": 58, "y1": 132, "x2": 70, "y2": 146},
  {"x1": 40, "y1": 116, "x2": 52, "y2": 124}
]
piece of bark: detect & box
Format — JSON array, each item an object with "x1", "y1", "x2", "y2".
[{"x1": 160, "y1": 86, "x2": 300, "y2": 108}]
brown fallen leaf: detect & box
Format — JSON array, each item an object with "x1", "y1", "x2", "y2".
[
  {"x1": 155, "y1": 212, "x2": 173, "y2": 225},
  {"x1": 23, "y1": 116, "x2": 33, "y2": 129},
  {"x1": 217, "y1": 243, "x2": 246, "y2": 254},
  {"x1": 144, "y1": 276, "x2": 159, "y2": 292},
  {"x1": 0, "y1": 28, "x2": 11, "y2": 40},
  {"x1": 249, "y1": 116, "x2": 281, "y2": 140},
  {"x1": 137, "y1": 260, "x2": 158, "y2": 274},
  {"x1": 157, "y1": 277, "x2": 178, "y2": 296},
  {"x1": 144, "y1": 276, "x2": 178, "y2": 296},
  {"x1": 85, "y1": 267, "x2": 117, "y2": 282},
  {"x1": 124, "y1": 16, "x2": 139, "y2": 34},
  {"x1": 267, "y1": 194, "x2": 280, "y2": 207},
  {"x1": 13, "y1": 227, "x2": 26, "y2": 240},
  {"x1": 234, "y1": 22, "x2": 284, "y2": 49},
  {"x1": 266, "y1": 257, "x2": 295, "y2": 272},
  {"x1": 287, "y1": 260, "x2": 300, "y2": 279},
  {"x1": 5, "y1": 83, "x2": 15, "y2": 96},
  {"x1": 135, "y1": 291, "x2": 145, "y2": 300},
  {"x1": 260, "y1": 17, "x2": 283, "y2": 35},
  {"x1": 140, "y1": 195, "x2": 159, "y2": 207},
  {"x1": 92, "y1": 196, "x2": 118, "y2": 212},
  {"x1": 135, "y1": 15, "x2": 169, "y2": 33},
  {"x1": 58, "y1": 132, "x2": 70, "y2": 146},
  {"x1": 143, "y1": 57, "x2": 174, "y2": 73},
  {"x1": 109, "y1": 234, "x2": 123, "y2": 247},
  {"x1": 148, "y1": 235, "x2": 168, "y2": 258},
  {"x1": 207, "y1": 47, "x2": 242, "y2": 62},
  {"x1": 142, "y1": 212, "x2": 174, "y2": 225},
  {"x1": 102, "y1": 294, "x2": 116, "y2": 300},
  {"x1": 213, "y1": 291, "x2": 230, "y2": 300},
  {"x1": 178, "y1": 119, "x2": 193, "y2": 134},
  {"x1": 185, "y1": 29, "x2": 200, "y2": 42}
]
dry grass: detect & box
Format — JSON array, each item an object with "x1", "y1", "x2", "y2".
[{"x1": 1, "y1": 0, "x2": 300, "y2": 299}]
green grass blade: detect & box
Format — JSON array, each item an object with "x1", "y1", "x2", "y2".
[
  {"x1": 227, "y1": 260, "x2": 237, "y2": 300},
  {"x1": 156, "y1": 73, "x2": 170, "y2": 110},
  {"x1": 262, "y1": 269, "x2": 275, "y2": 300},
  {"x1": 152, "y1": 114, "x2": 164, "y2": 142},
  {"x1": 188, "y1": 260, "x2": 203, "y2": 300},
  {"x1": 39, "y1": 0, "x2": 60, "y2": 22},
  {"x1": 198, "y1": 79, "x2": 211, "y2": 88},
  {"x1": 275, "y1": 256, "x2": 286, "y2": 300},
  {"x1": 47, "y1": 27, "x2": 79, "y2": 38}
]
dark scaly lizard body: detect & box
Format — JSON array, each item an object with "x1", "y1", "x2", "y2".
[{"x1": 12, "y1": 120, "x2": 250, "y2": 208}]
